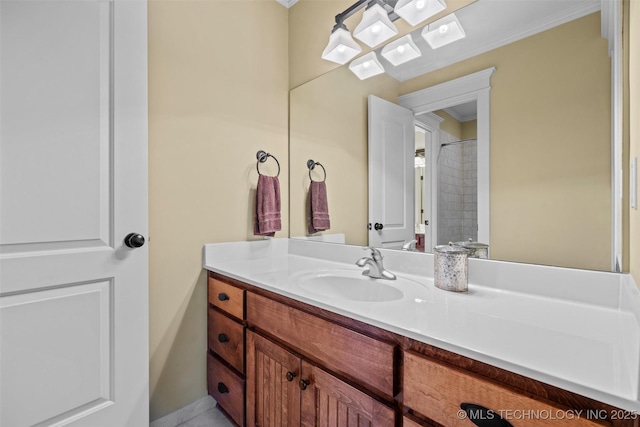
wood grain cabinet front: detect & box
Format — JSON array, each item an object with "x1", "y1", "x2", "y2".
[
  {"x1": 403, "y1": 351, "x2": 608, "y2": 427},
  {"x1": 207, "y1": 276, "x2": 246, "y2": 426},
  {"x1": 246, "y1": 292, "x2": 395, "y2": 400},
  {"x1": 208, "y1": 353, "x2": 245, "y2": 426},
  {"x1": 208, "y1": 277, "x2": 245, "y2": 320},
  {"x1": 208, "y1": 308, "x2": 244, "y2": 374},
  {"x1": 246, "y1": 330, "x2": 301, "y2": 427},
  {"x1": 300, "y1": 360, "x2": 395, "y2": 427},
  {"x1": 246, "y1": 330, "x2": 396, "y2": 427}
]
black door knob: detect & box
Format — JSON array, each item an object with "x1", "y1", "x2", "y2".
[
  {"x1": 217, "y1": 333, "x2": 229, "y2": 343},
  {"x1": 124, "y1": 233, "x2": 145, "y2": 248},
  {"x1": 299, "y1": 379, "x2": 309, "y2": 390},
  {"x1": 374, "y1": 223, "x2": 384, "y2": 231},
  {"x1": 217, "y1": 382, "x2": 229, "y2": 394},
  {"x1": 285, "y1": 371, "x2": 297, "y2": 382}
]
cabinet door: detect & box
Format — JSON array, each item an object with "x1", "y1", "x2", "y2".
[
  {"x1": 247, "y1": 331, "x2": 301, "y2": 427},
  {"x1": 300, "y1": 361, "x2": 395, "y2": 427}
]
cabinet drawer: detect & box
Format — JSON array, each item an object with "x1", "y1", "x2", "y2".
[
  {"x1": 247, "y1": 292, "x2": 394, "y2": 398},
  {"x1": 403, "y1": 352, "x2": 606, "y2": 427},
  {"x1": 208, "y1": 354, "x2": 244, "y2": 427},
  {"x1": 208, "y1": 308, "x2": 244, "y2": 373},
  {"x1": 208, "y1": 277, "x2": 245, "y2": 320}
]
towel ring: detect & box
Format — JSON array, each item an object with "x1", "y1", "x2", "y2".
[
  {"x1": 307, "y1": 159, "x2": 326, "y2": 182},
  {"x1": 256, "y1": 150, "x2": 280, "y2": 177}
]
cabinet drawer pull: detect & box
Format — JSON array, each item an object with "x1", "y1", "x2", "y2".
[
  {"x1": 460, "y1": 403, "x2": 513, "y2": 427},
  {"x1": 218, "y1": 292, "x2": 229, "y2": 301},
  {"x1": 217, "y1": 382, "x2": 229, "y2": 394},
  {"x1": 217, "y1": 333, "x2": 229, "y2": 343},
  {"x1": 299, "y1": 379, "x2": 310, "y2": 390},
  {"x1": 285, "y1": 371, "x2": 297, "y2": 382}
]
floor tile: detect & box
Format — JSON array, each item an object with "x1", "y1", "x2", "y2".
[{"x1": 176, "y1": 406, "x2": 234, "y2": 427}]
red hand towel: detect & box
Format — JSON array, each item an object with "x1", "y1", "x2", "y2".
[
  {"x1": 308, "y1": 181, "x2": 330, "y2": 234},
  {"x1": 254, "y1": 175, "x2": 281, "y2": 236}
]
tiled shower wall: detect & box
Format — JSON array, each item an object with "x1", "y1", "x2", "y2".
[
  {"x1": 437, "y1": 132, "x2": 477, "y2": 245},
  {"x1": 462, "y1": 141, "x2": 478, "y2": 240}
]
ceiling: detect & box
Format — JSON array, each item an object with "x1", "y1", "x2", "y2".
[{"x1": 275, "y1": 0, "x2": 298, "y2": 8}]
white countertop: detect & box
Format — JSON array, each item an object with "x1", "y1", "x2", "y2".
[{"x1": 203, "y1": 238, "x2": 640, "y2": 412}]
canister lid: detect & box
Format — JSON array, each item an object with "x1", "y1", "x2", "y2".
[
  {"x1": 453, "y1": 238, "x2": 489, "y2": 249},
  {"x1": 434, "y1": 242, "x2": 470, "y2": 254}
]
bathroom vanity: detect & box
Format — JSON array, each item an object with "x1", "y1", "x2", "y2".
[{"x1": 204, "y1": 239, "x2": 640, "y2": 427}]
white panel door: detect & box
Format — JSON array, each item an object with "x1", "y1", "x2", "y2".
[
  {"x1": 0, "y1": 1, "x2": 148, "y2": 426},
  {"x1": 368, "y1": 95, "x2": 415, "y2": 249}
]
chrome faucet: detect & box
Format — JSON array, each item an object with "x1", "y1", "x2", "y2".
[
  {"x1": 401, "y1": 239, "x2": 417, "y2": 251},
  {"x1": 356, "y1": 247, "x2": 396, "y2": 280}
]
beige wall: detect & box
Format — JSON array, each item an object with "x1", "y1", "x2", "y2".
[
  {"x1": 290, "y1": 13, "x2": 612, "y2": 271},
  {"x1": 433, "y1": 110, "x2": 463, "y2": 140},
  {"x1": 462, "y1": 120, "x2": 478, "y2": 140},
  {"x1": 431, "y1": 111, "x2": 477, "y2": 140},
  {"x1": 288, "y1": 0, "x2": 474, "y2": 89},
  {"x1": 290, "y1": 67, "x2": 400, "y2": 243},
  {"x1": 148, "y1": 0, "x2": 289, "y2": 421},
  {"x1": 402, "y1": 12, "x2": 612, "y2": 270},
  {"x1": 630, "y1": 0, "x2": 640, "y2": 281}
]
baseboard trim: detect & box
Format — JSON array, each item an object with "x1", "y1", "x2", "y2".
[{"x1": 150, "y1": 395, "x2": 217, "y2": 427}]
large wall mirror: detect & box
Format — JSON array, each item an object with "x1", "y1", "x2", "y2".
[{"x1": 290, "y1": 0, "x2": 622, "y2": 272}]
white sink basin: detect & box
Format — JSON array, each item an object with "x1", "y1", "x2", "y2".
[{"x1": 292, "y1": 269, "x2": 406, "y2": 302}]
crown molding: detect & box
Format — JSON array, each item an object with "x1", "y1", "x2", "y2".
[
  {"x1": 442, "y1": 107, "x2": 477, "y2": 123},
  {"x1": 275, "y1": 0, "x2": 299, "y2": 8}
]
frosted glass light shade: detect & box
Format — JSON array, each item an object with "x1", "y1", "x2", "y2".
[
  {"x1": 422, "y1": 13, "x2": 466, "y2": 49},
  {"x1": 381, "y1": 34, "x2": 422, "y2": 66},
  {"x1": 394, "y1": 0, "x2": 446, "y2": 27},
  {"x1": 353, "y1": 3, "x2": 398, "y2": 48},
  {"x1": 348, "y1": 52, "x2": 385, "y2": 80},
  {"x1": 321, "y1": 27, "x2": 362, "y2": 64}
]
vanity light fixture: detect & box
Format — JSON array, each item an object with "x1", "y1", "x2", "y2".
[
  {"x1": 353, "y1": 1, "x2": 399, "y2": 48},
  {"x1": 321, "y1": 24, "x2": 362, "y2": 64},
  {"x1": 381, "y1": 34, "x2": 422, "y2": 66},
  {"x1": 394, "y1": 0, "x2": 446, "y2": 26},
  {"x1": 422, "y1": 13, "x2": 466, "y2": 49},
  {"x1": 348, "y1": 52, "x2": 385, "y2": 80}
]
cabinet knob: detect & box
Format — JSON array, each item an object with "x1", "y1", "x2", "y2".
[
  {"x1": 460, "y1": 403, "x2": 513, "y2": 427},
  {"x1": 217, "y1": 382, "x2": 229, "y2": 394},
  {"x1": 285, "y1": 371, "x2": 297, "y2": 382},
  {"x1": 217, "y1": 333, "x2": 229, "y2": 343},
  {"x1": 218, "y1": 293, "x2": 229, "y2": 301},
  {"x1": 299, "y1": 379, "x2": 309, "y2": 390}
]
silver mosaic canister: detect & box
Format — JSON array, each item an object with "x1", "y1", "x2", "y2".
[
  {"x1": 434, "y1": 242, "x2": 470, "y2": 292},
  {"x1": 454, "y1": 238, "x2": 489, "y2": 259}
]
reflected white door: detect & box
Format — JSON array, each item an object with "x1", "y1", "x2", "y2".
[
  {"x1": 0, "y1": 2, "x2": 149, "y2": 426},
  {"x1": 421, "y1": 127, "x2": 433, "y2": 250},
  {"x1": 368, "y1": 95, "x2": 415, "y2": 249}
]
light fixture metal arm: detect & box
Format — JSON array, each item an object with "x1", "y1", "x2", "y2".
[{"x1": 332, "y1": 0, "x2": 400, "y2": 31}]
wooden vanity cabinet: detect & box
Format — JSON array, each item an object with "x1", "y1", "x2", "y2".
[
  {"x1": 207, "y1": 277, "x2": 246, "y2": 426},
  {"x1": 299, "y1": 360, "x2": 396, "y2": 427},
  {"x1": 403, "y1": 351, "x2": 608, "y2": 427},
  {"x1": 245, "y1": 290, "x2": 397, "y2": 426},
  {"x1": 246, "y1": 330, "x2": 300, "y2": 426},
  {"x1": 207, "y1": 271, "x2": 637, "y2": 427},
  {"x1": 246, "y1": 330, "x2": 395, "y2": 427}
]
